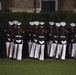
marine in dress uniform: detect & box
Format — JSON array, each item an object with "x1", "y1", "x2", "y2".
[
  {"x1": 56, "y1": 22, "x2": 68, "y2": 60},
  {"x1": 69, "y1": 23, "x2": 76, "y2": 58},
  {"x1": 13, "y1": 21, "x2": 25, "y2": 60},
  {"x1": 37, "y1": 22, "x2": 47, "y2": 60},
  {"x1": 4, "y1": 21, "x2": 14, "y2": 58},
  {"x1": 9, "y1": 20, "x2": 19, "y2": 59},
  {"x1": 47, "y1": 21, "x2": 54, "y2": 57},
  {"x1": 29, "y1": 21, "x2": 39, "y2": 59},
  {"x1": 49, "y1": 23, "x2": 60, "y2": 58},
  {"x1": 33, "y1": 21, "x2": 39, "y2": 59},
  {"x1": 8, "y1": 21, "x2": 14, "y2": 59},
  {"x1": 12, "y1": 20, "x2": 19, "y2": 59},
  {"x1": 28, "y1": 21, "x2": 34, "y2": 58}
]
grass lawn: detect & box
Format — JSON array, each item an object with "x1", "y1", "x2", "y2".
[{"x1": 0, "y1": 58, "x2": 76, "y2": 75}]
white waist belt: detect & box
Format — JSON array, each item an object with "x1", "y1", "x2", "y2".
[
  {"x1": 39, "y1": 36, "x2": 44, "y2": 38},
  {"x1": 54, "y1": 36, "x2": 58, "y2": 38},
  {"x1": 16, "y1": 35, "x2": 22, "y2": 37},
  {"x1": 16, "y1": 40, "x2": 22, "y2": 43},
  {"x1": 60, "y1": 36, "x2": 66, "y2": 38}
]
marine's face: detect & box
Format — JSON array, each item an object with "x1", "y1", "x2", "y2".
[
  {"x1": 18, "y1": 26, "x2": 20, "y2": 28},
  {"x1": 15, "y1": 25, "x2": 17, "y2": 28},
  {"x1": 40, "y1": 25, "x2": 43, "y2": 28}
]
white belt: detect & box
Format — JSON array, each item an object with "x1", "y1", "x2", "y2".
[
  {"x1": 54, "y1": 36, "x2": 58, "y2": 38},
  {"x1": 16, "y1": 35, "x2": 22, "y2": 37},
  {"x1": 39, "y1": 36, "x2": 44, "y2": 38},
  {"x1": 60, "y1": 36, "x2": 66, "y2": 38},
  {"x1": 16, "y1": 40, "x2": 22, "y2": 43},
  {"x1": 39, "y1": 41, "x2": 44, "y2": 44}
]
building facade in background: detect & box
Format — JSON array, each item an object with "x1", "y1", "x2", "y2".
[{"x1": 0, "y1": 0, "x2": 76, "y2": 13}]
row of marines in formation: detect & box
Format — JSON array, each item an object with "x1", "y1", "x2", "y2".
[{"x1": 4, "y1": 20, "x2": 76, "y2": 60}]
